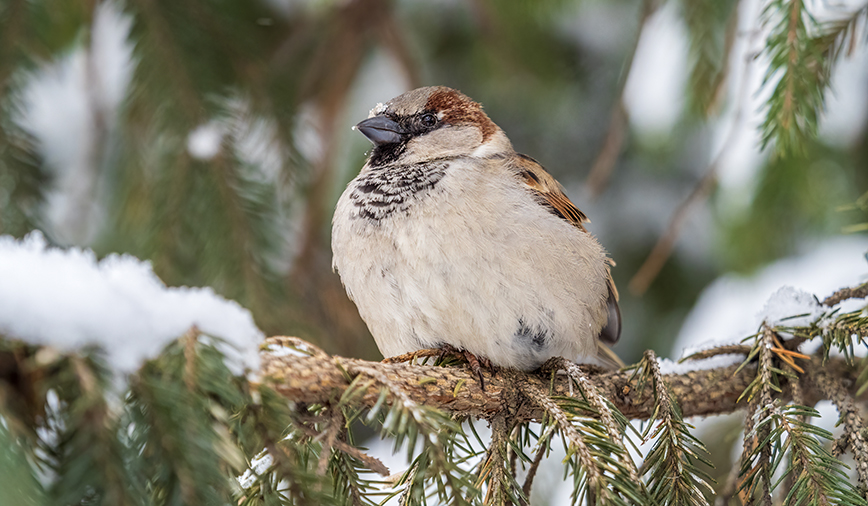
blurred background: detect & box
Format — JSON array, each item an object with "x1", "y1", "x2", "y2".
[{"x1": 1, "y1": 0, "x2": 867, "y2": 366}]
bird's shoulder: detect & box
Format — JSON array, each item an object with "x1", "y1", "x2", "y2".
[{"x1": 501, "y1": 152, "x2": 589, "y2": 232}]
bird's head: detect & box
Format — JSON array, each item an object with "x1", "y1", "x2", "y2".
[{"x1": 355, "y1": 86, "x2": 512, "y2": 167}]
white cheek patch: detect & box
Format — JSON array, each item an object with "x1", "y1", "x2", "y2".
[{"x1": 471, "y1": 141, "x2": 500, "y2": 158}]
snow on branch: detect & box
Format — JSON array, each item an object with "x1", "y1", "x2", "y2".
[{"x1": 0, "y1": 232, "x2": 262, "y2": 374}]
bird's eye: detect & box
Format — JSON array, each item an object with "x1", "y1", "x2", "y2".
[{"x1": 421, "y1": 113, "x2": 437, "y2": 127}]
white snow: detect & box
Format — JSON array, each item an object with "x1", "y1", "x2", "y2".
[
  {"x1": 623, "y1": 1, "x2": 688, "y2": 136},
  {"x1": 675, "y1": 236, "x2": 868, "y2": 357},
  {"x1": 0, "y1": 232, "x2": 263, "y2": 375},
  {"x1": 237, "y1": 451, "x2": 274, "y2": 490},
  {"x1": 759, "y1": 286, "x2": 824, "y2": 328},
  {"x1": 15, "y1": 1, "x2": 136, "y2": 245},
  {"x1": 263, "y1": 340, "x2": 316, "y2": 358},
  {"x1": 187, "y1": 122, "x2": 225, "y2": 160}
]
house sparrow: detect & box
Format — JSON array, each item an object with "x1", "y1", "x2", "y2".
[{"x1": 332, "y1": 86, "x2": 620, "y2": 371}]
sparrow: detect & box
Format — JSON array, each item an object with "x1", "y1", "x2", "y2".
[{"x1": 331, "y1": 86, "x2": 620, "y2": 372}]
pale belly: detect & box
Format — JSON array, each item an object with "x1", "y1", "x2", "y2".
[{"x1": 332, "y1": 164, "x2": 609, "y2": 370}]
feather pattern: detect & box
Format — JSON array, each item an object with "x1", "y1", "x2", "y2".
[
  {"x1": 513, "y1": 154, "x2": 589, "y2": 230},
  {"x1": 510, "y1": 152, "x2": 621, "y2": 345}
]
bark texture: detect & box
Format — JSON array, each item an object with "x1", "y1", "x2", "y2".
[{"x1": 259, "y1": 337, "x2": 860, "y2": 422}]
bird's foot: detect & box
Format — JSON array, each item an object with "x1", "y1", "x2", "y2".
[
  {"x1": 381, "y1": 349, "x2": 443, "y2": 364},
  {"x1": 436, "y1": 344, "x2": 493, "y2": 390}
]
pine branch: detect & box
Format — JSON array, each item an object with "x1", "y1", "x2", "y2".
[
  {"x1": 260, "y1": 337, "x2": 861, "y2": 424},
  {"x1": 684, "y1": 0, "x2": 738, "y2": 116},
  {"x1": 632, "y1": 351, "x2": 715, "y2": 506},
  {"x1": 760, "y1": 0, "x2": 868, "y2": 156},
  {"x1": 739, "y1": 326, "x2": 783, "y2": 505},
  {"x1": 822, "y1": 281, "x2": 868, "y2": 306},
  {"x1": 811, "y1": 365, "x2": 868, "y2": 495}
]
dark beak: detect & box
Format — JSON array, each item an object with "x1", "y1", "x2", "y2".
[{"x1": 355, "y1": 115, "x2": 405, "y2": 146}]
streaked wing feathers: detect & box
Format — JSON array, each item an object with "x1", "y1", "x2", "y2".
[
  {"x1": 513, "y1": 154, "x2": 588, "y2": 230},
  {"x1": 513, "y1": 153, "x2": 622, "y2": 345}
]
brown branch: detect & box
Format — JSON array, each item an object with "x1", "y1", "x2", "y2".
[
  {"x1": 585, "y1": 0, "x2": 658, "y2": 197},
  {"x1": 682, "y1": 344, "x2": 752, "y2": 361},
  {"x1": 822, "y1": 282, "x2": 868, "y2": 306},
  {"x1": 628, "y1": 166, "x2": 718, "y2": 295},
  {"x1": 811, "y1": 364, "x2": 868, "y2": 493},
  {"x1": 628, "y1": 17, "x2": 763, "y2": 296},
  {"x1": 521, "y1": 442, "x2": 547, "y2": 504},
  {"x1": 259, "y1": 337, "x2": 862, "y2": 424}
]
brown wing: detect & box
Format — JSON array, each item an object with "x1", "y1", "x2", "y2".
[
  {"x1": 513, "y1": 153, "x2": 622, "y2": 346},
  {"x1": 513, "y1": 154, "x2": 588, "y2": 231}
]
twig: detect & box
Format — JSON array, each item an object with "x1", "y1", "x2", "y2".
[
  {"x1": 682, "y1": 344, "x2": 753, "y2": 361},
  {"x1": 182, "y1": 327, "x2": 200, "y2": 392},
  {"x1": 585, "y1": 0, "x2": 658, "y2": 196},
  {"x1": 811, "y1": 364, "x2": 868, "y2": 493},
  {"x1": 543, "y1": 357, "x2": 642, "y2": 484},
  {"x1": 296, "y1": 415, "x2": 390, "y2": 477},
  {"x1": 823, "y1": 282, "x2": 868, "y2": 307},
  {"x1": 521, "y1": 441, "x2": 547, "y2": 504},
  {"x1": 482, "y1": 413, "x2": 513, "y2": 505},
  {"x1": 316, "y1": 406, "x2": 343, "y2": 476},
  {"x1": 381, "y1": 348, "x2": 442, "y2": 364},
  {"x1": 628, "y1": 162, "x2": 719, "y2": 296},
  {"x1": 629, "y1": 17, "x2": 762, "y2": 295}
]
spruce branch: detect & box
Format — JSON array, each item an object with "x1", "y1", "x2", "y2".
[
  {"x1": 516, "y1": 374, "x2": 605, "y2": 504},
  {"x1": 779, "y1": 361, "x2": 806, "y2": 498},
  {"x1": 542, "y1": 357, "x2": 644, "y2": 486},
  {"x1": 631, "y1": 351, "x2": 715, "y2": 506},
  {"x1": 766, "y1": 402, "x2": 866, "y2": 506},
  {"x1": 479, "y1": 414, "x2": 523, "y2": 506},
  {"x1": 738, "y1": 326, "x2": 777, "y2": 505},
  {"x1": 822, "y1": 281, "x2": 868, "y2": 307},
  {"x1": 684, "y1": 0, "x2": 738, "y2": 116},
  {"x1": 811, "y1": 364, "x2": 868, "y2": 495},
  {"x1": 734, "y1": 317, "x2": 868, "y2": 506},
  {"x1": 337, "y1": 360, "x2": 480, "y2": 505},
  {"x1": 510, "y1": 369, "x2": 647, "y2": 505},
  {"x1": 759, "y1": 0, "x2": 868, "y2": 156},
  {"x1": 260, "y1": 337, "x2": 863, "y2": 424}
]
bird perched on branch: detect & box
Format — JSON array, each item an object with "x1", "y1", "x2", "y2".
[{"x1": 332, "y1": 86, "x2": 620, "y2": 374}]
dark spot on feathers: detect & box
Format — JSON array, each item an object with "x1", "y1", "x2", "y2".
[
  {"x1": 519, "y1": 169, "x2": 541, "y2": 185},
  {"x1": 515, "y1": 318, "x2": 549, "y2": 351}
]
